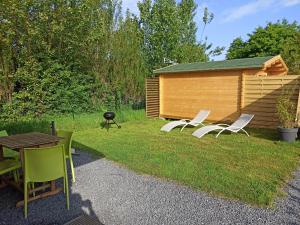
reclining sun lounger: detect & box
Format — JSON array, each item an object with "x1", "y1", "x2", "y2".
[
  {"x1": 192, "y1": 114, "x2": 254, "y2": 138},
  {"x1": 160, "y1": 110, "x2": 210, "y2": 132}
]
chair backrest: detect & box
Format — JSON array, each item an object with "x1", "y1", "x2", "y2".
[
  {"x1": 0, "y1": 130, "x2": 8, "y2": 137},
  {"x1": 190, "y1": 110, "x2": 210, "y2": 125},
  {"x1": 229, "y1": 114, "x2": 254, "y2": 130},
  {"x1": 56, "y1": 130, "x2": 73, "y2": 156},
  {"x1": 24, "y1": 145, "x2": 66, "y2": 183}
]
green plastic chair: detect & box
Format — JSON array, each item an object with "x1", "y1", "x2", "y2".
[
  {"x1": 57, "y1": 130, "x2": 75, "y2": 183},
  {"x1": 0, "y1": 159, "x2": 21, "y2": 185},
  {"x1": 23, "y1": 145, "x2": 69, "y2": 218},
  {"x1": 0, "y1": 130, "x2": 19, "y2": 159}
]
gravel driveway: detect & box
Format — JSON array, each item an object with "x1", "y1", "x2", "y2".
[{"x1": 0, "y1": 150, "x2": 299, "y2": 225}]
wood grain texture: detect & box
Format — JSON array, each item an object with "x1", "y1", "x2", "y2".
[
  {"x1": 242, "y1": 75, "x2": 300, "y2": 128},
  {"x1": 146, "y1": 77, "x2": 160, "y2": 118},
  {"x1": 0, "y1": 132, "x2": 60, "y2": 149},
  {"x1": 159, "y1": 70, "x2": 242, "y2": 121}
]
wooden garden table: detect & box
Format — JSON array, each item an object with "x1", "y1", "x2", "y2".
[{"x1": 0, "y1": 132, "x2": 61, "y2": 207}]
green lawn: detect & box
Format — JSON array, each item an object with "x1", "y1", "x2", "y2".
[{"x1": 69, "y1": 118, "x2": 300, "y2": 207}]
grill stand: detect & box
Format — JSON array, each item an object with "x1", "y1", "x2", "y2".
[{"x1": 103, "y1": 119, "x2": 121, "y2": 131}]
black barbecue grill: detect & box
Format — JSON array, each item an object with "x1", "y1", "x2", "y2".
[{"x1": 103, "y1": 111, "x2": 121, "y2": 130}]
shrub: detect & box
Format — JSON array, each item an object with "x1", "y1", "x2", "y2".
[
  {"x1": 0, "y1": 58, "x2": 97, "y2": 121},
  {"x1": 276, "y1": 88, "x2": 297, "y2": 128}
]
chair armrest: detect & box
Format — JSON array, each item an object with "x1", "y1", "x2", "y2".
[{"x1": 216, "y1": 123, "x2": 230, "y2": 127}]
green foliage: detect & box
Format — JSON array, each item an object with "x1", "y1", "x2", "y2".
[
  {"x1": 227, "y1": 20, "x2": 300, "y2": 74},
  {"x1": 0, "y1": 0, "x2": 220, "y2": 121},
  {"x1": 281, "y1": 32, "x2": 300, "y2": 74},
  {"x1": 0, "y1": 58, "x2": 95, "y2": 120},
  {"x1": 200, "y1": 7, "x2": 214, "y2": 42},
  {"x1": 0, "y1": 0, "x2": 148, "y2": 120},
  {"x1": 138, "y1": 0, "x2": 222, "y2": 70},
  {"x1": 0, "y1": 107, "x2": 145, "y2": 134},
  {"x1": 104, "y1": 11, "x2": 147, "y2": 107},
  {"x1": 0, "y1": 119, "x2": 51, "y2": 135},
  {"x1": 47, "y1": 107, "x2": 145, "y2": 131},
  {"x1": 138, "y1": 0, "x2": 181, "y2": 69},
  {"x1": 226, "y1": 37, "x2": 247, "y2": 59},
  {"x1": 178, "y1": 0, "x2": 197, "y2": 44},
  {"x1": 276, "y1": 88, "x2": 297, "y2": 128}
]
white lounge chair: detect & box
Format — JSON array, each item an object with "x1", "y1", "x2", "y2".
[
  {"x1": 192, "y1": 114, "x2": 254, "y2": 138},
  {"x1": 160, "y1": 110, "x2": 210, "y2": 132}
]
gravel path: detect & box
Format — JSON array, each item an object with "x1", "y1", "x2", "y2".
[{"x1": 0, "y1": 150, "x2": 299, "y2": 225}]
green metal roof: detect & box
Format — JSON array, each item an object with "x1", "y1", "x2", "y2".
[{"x1": 153, "y1": 56, "x2": 275, "y2": 74}]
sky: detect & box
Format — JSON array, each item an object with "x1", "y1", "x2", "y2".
[{"x1": 122, "y1": 0, "x2": 300, "y2": 60}]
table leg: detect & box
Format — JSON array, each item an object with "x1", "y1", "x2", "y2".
[
  {"x1": 19, "y1": 148, "x2": 24, "y2": 168},
  {"x1": 0, "y1": 145, "x2": 5, "y2": 188},
  {"x1": 50, "y1": 180, "x2": 56, "y2": 191},
  {"x1": 0, "y1": 145, "x2": 3, "y2": 161}
]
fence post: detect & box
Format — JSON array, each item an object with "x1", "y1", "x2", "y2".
[{"x1": 296, "y1": 87, "x2": 300, "y2": 127}]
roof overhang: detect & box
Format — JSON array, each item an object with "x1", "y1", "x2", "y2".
[
  {"x1": 153, "y1": 66, "x2": 262, "y2": 75},
  {"x1": 262, "y1": 55, "x2": 289, "y2": 73}
]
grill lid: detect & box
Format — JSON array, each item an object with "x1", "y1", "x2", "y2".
[{"x1": 103, "y1": 111, "x2": 115, "y2": 120}]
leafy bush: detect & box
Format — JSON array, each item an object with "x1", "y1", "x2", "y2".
[
  {"x1": 0, "y1": 58, "x2": 96, "y2": 121},
  {"x1": 276, "y1": 88, "x2": 297, "y2": 128}
]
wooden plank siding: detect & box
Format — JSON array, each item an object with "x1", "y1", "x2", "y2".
[
  {"x1": 159, "y1": 70, "x2": 242, "y2": 121},
  {"x1": 146, "y1": 74, "x2": 300, "y2": 128},
  {"x1": 242, "y1": 75, "x2": 300, "y2": 128},
  {"x1": 146, "y1": 77, "x2": 160, "y2": 117}
]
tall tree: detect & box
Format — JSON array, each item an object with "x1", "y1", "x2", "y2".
[
  {"x1": 178, "y1": 0, "x2": 197, "y2": 44},
  {"x1": 281, "y1": 32, "x2": 300, "y2": 74},
  {"x1": 200, "y1": 7, "x2": 214, "y2": 42},
  {"x1": 227, "y1": 20, "x2": 300, "y2": 73},
  {"x1": 176, "y1": 0, "x2": 207, "y2": 63},
  {"x1": 138, "y1": 0, "x2": 212, "y2": 71},
  {"x1": 138, "y1": 0, "x2": 181, "y2": 69},
  {"x1": 105, "y1": 10, "x2": 148, "y2": 108}
]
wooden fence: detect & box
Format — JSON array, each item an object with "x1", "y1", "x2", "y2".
[
  {"x1": 146, "y1": 77, "x2": 160, "y2": 118},
  {"x1": 242, "y1": 75, "x2": 300, "y2": 128}
]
